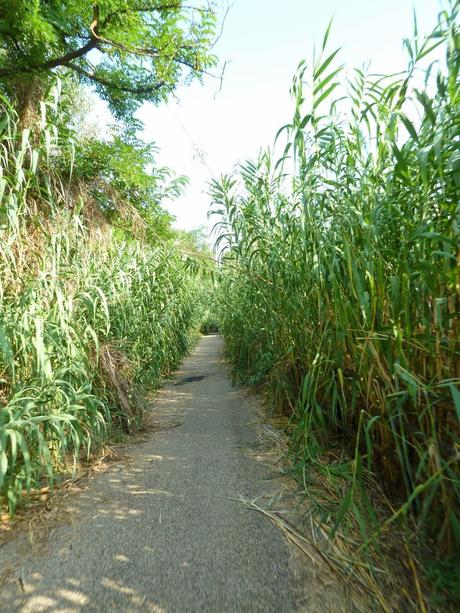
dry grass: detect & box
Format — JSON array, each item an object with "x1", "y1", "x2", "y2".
[
  {"x1": 99, "y1": 343, "x2": 146, "y2": 431},
  {"x1": 0, "y1": 444, "x2": 127, "y2": 547},
  {"x1": 240, "y1": 400, "x2": 436, "y2": 612}
]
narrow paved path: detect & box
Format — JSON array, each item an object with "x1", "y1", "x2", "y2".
[{"x1": 0, "y1": 336, "x2": 298, "y2": 612}]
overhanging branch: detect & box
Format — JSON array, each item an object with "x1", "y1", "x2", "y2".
[
  {"x1": 0, "y1": 5, "x2": 100, "y2": 80},
  {"x1": 0, "y1": 38, "x2": 98, "y2": 79},
  {"x1": 68, "y1": 63, "x2": 166, "y2": 95}
]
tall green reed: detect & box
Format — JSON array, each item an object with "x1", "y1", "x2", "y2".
[
  {"x1": 211, "y1": 4, "x2": 460, "y2": 554},
  {"x1": 0, "y1": 89, "x2": 205, "y2": 512}
]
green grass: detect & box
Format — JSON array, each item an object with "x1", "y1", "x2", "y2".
[
  {"x1": 211, "y1": 1, "x2": 460, "y2": 575},
  {"x1": 0, "y1": 91, "x2": 208, "y2": 512}
]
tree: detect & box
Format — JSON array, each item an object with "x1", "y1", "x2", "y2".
[
  {"x1": 0, "y1": 1, "x2": 218, "y2": 122},
  {"x1": 69, "y1": 127, "x2": 189, "y2": 241}
]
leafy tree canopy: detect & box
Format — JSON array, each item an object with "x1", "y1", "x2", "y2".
[
  {"x1": 0, "y1": 1, "x2": 218, "y2": 119},
  {"x1": 67, "y1": 126, "x2": 188, "y2": 240}
]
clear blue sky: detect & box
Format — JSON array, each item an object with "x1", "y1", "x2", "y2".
[{"x1": 135, "y1": 0, "x2": 446, "y2": 233}]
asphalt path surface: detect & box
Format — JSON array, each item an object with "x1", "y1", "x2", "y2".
[{"x1": 0, "y1": 335, "x2": 298, "y2": 612}]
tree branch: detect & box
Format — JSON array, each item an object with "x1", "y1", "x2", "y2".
[
  {"x1": 87, "y1": 29, "x2": 217, "y2": 79},
  {"x1": 68, "y1": 63, "x2": 166, "y2": 95},
  {"x1": 0, "y1": 38, "x2": 98, "y2": 79},
  {"x1": 0, "y1": 5, "x2": 100, "y2": 80},
  {"x1": 101, "y1": 4, "x2": 209, "y2": 27}
]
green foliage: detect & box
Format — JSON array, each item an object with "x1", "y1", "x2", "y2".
[
  {"x1": 211, "y1": 2, "x2": 460, "y2": 568},
  {"x1": 0, "y1": 89, "x2": 207, "y2": 512},
  {"x1": 197, "y1": 283, "x2": 220, "y2": 334},
  {"x1": 68, "y1": 127, "x2": 188, "y2": 239},
  {"x1": 200, "y1": 316, "x2": 220, "y2": 335},
  {"x1": 425, "y1": 557, "x2": 460, "y2": 608},
  {"x1": 0, "y1": 0, "x2": 218, "y2": 120}
]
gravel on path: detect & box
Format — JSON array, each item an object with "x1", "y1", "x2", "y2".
[{"x1": 0, "y1": 335, "x2": 299, "y2": 612}]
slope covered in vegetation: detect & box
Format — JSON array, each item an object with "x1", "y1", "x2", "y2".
[
  {"x1": 0, "y1": 1, "x2": 217, "y2": 514},
  {"x1": 0, "y1": 88, "x2": 212, "y2": 512},
  {"x1": 211, "y1": 3, "x2": 460, "y2": 593}
]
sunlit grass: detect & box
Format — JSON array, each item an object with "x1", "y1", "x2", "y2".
[
  {"x1": 211, "y1": 4, "x2": 460, "y2": 558},
  {"x1": 0, "y1": 91, "x2": 205, "y2": 512}
]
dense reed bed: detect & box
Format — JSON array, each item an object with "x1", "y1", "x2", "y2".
[
  {"x1": 0, "y1": 92, "x2": 206, "y2": 512},
  {"x1": 211, "y1": 3, "x2": 459, "y2": 567}
]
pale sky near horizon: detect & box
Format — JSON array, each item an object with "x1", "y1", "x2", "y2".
[{"x1": 134, "y1": 0, "x2": 446, "y2": 235}]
